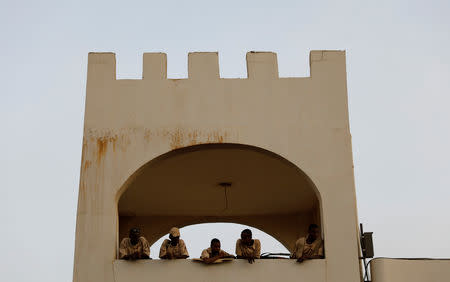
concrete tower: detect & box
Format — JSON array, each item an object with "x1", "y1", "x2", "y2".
[{"x1": 74, "y1": 51, "x2": 361, "y2": 282}]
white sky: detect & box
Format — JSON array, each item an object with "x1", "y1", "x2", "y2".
[
  {"x1": 1, "y1": 0, "x2": 450, "y2": 281},
  {"x1": 150, "y1": 223, "x2": 289, "y2": 260}
]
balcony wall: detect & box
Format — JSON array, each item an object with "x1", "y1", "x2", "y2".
[
  {"x1": 370, "y1": 258, "x2": 450, "y2": 282},
  {"x1": 113, "y1": 259, "x2": 326, "y2": 282}
]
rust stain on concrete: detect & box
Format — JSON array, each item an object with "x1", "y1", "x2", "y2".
[
  {"x1": 96, "y1": 138, "x2": 107, "y2": 163},
  {"x1": 80, "y1": 137, "x2": 89, "y2": 171},
  {"x1": 84, "y1": 160, "x2": 92, "y2": 171},
  {"x1": 169, "y1": 129, "x2": 184, "y2": 149},
  {"x1": 187, "y1": 130, "x2": 199, "y2": 146},
  {"x1": 144, "y1": 129, "x2": 152, "y2": 142},
  {"x1": 119, "y1": 133, "x2": 131, "y2": 151},
  {"x1": 168, "y1": 129, "x2": 230, "y2": 150},
  {"x1": 85, "y1": 128, "x2": 233, "y2": 159},
  {"x1": 95, "y1": 135, "x2": 118, "y2": 164},
  {"x1": 206, "y1": 130, "x2": 228, "y2": 143}
]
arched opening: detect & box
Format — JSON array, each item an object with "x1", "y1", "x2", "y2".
[
  {"x1": 149, "y1": 223, "x2": 289, "y2": 259},
  {"x1": 117, "y1": 143, "x2": 322, "y2": 256}
]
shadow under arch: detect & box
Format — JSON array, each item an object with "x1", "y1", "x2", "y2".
[
  {"x1": 117, "y1": 143, "x2": 323, "y2": 254},
  {"x1": 149, "y1": 222, "x2": 290, "y2": 259}
]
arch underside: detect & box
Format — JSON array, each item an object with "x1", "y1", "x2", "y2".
[{"x1": 118, "y1": 144, "x2": 322, "y2": 251}]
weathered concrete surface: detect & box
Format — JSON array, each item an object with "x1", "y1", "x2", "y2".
[
  {"x1": 74, "y1": 51, "x2": 361, "y2": 282},
  {"x1": 113, "y1": 259, "x2": 327, "y2": 282},
  {"x1": 371, "y1": 258, "x2": 450, "y2": 282}
]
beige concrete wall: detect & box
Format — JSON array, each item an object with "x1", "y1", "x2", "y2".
[
  {"x1": 114, "y1": 259, "x2": 327, "y2": 282},
  {"x1": 371, "y1": 258, "x2": 450, "y2": 282},
  {"x1": 74, "y1": 50, "x2": 361, "y2": 282}
]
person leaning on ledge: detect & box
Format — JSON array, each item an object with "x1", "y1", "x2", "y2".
[
  {"x1": 119, "y1": 227, "x2": 150, "y2": 260},
  {"x1": 159, "y1": 227, "x2": 189, "y2": 259},
  {"x1": 235, "y1": 229, "x2": 261, "y2": 264},
  {"x1": 200, "y1": 238, "x2": 235, "y2": 264},
  {"x1": 291, "y1": 224, "x2": 324, "y2": 263}
]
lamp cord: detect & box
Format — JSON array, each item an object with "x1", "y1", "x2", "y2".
[{"x1": 223, "y1": 186, "x2": 228, "y2": 211}]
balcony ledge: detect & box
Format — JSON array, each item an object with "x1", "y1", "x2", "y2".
[{"x1": 113, "y1": 259, "x2": 327, "y2": 282}]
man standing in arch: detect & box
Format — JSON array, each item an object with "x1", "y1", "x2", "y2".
[
  {"x1": 200, "y1": 238, "x2": 235, "y2": 264},
  {"x1": 291, "y1": 224, "x2": 324, "y2": 263},
  {"x1": 119, "y1": 227, "x2": 150, "y2": 260},
  {"x1": 159, "y1": 227, "x2": 189, "y2": 259},
  {"x1": 235, "y1": 229, "x2": 261, "y2": 263}
]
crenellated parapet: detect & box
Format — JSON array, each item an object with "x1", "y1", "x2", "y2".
[
  {"x1": 84, "y1": 50, "x2": 349, "y2": 132},
  {"x1": 87, "y1": 50, "x2": 345, "y2": 81}
]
